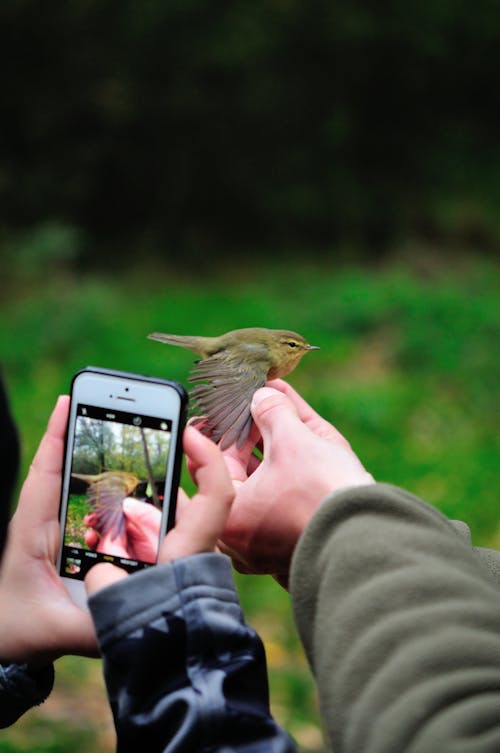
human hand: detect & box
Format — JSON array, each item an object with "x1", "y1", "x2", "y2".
[
  {"x1": 85, "y1": 426, "x2": 234, "y2": 595},
  {"x1": 217, "y1": 380, "x2": 375, "y2": 587},
  {"x1": 0, "y1": 396, "x2": 98, "y2": 668},
  {"x1": 83, "y1": 498, "x2": 161, "y2": 563}
]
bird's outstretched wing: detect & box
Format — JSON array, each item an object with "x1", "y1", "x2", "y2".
[
  {"x1": 189, "y1": 349, "x2": 268, "y2": 449},
  {"x1": 84, "y1": 472, "x2": 139, "y2": 541}
]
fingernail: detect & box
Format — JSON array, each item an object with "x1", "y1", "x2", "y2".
[{"x1": 251, "y1": 387, "x2": 280, "y2": 409}]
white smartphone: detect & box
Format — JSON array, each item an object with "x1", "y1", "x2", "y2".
[{"x1": 57, "y1": 367, "x2": 187, "y2": 608}]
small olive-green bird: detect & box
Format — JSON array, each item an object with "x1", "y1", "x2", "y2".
[
  {"x1": 148, "y1": 327, "x2": 319, "y2": 449},
  {"x1": 72, "y1": 471, "x2": 140, "y2": 540}
]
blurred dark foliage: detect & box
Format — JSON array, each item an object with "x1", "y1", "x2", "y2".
[{"x1": 1, "y1": 0, "x2": 499, "y2": 261}]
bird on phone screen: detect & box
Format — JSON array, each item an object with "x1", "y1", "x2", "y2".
[
  {"x1": 72, "y1": 471, "x2": 140, "y2": 540},
  {"x1": 148, "y1": 327, "x2": 319, "y2": 449}
]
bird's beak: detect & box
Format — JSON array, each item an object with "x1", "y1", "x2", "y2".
[{"x1": 306, "y1": 344, "x2": 320, "y2": 350}]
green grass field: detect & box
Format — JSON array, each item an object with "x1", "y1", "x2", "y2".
[
  {"x1": 1, "y1": 253, "x2": 499, "y2": 752},
  {"x1": 64, "y1": 495, "x2": 90, "y2": 549}
]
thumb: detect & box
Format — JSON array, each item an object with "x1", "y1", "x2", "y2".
[
  {"x1": 251, "y1": 387, "x2": 301, "y2": 447},
  {"x1": 85, "y1": 562, "x2": 128, "y2": 597}
]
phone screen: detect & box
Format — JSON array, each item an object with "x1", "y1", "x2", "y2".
[{"x1": 59, "y1": 402, "x2": 173, "y2": 581}]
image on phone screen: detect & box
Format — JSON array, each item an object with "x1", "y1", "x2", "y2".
[{"x1": 59, "y1": 403, "x2": 173, "y2": 580}]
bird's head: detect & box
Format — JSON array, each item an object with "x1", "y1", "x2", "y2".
[
  {"x1": 268, "y1": 330, "x2": 320, "y2": 378},
  {"x1": 73, "y1": 470, "x2": 140, "y2": 496}
]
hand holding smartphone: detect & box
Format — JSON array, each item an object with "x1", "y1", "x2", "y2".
[{"x1": 57, "y1": 367, "x2": 187, "y2": 608}]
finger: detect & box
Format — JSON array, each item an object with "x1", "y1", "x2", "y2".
[
  {"x1": 122, "y1": 498, "x2": 161, "y2": 563},
  {"x1": 83, "y1": 512, "x2": 98, "y2": 527},
  {"x1": 250, "y1": 387, "x2": 304, "y2": 451},
  {"x1": 220, "y1": 449, "x2": 251, "y2": 485},
  {"x1": 84, "y1": 528, "x2": 99, "y2": 550},
  {"x1": 95, "y1": 531, "x2": 130, "y2": 558},
  {"x1": 85, "y1": 562, "x2": 128, "y2": 596},
  {"x1": 159, "y1": 427, "x2": 234, "y2": 562},
  {"x1": 175, "y1": 488, "x2": 190, "y2": 524},
  {"x1": 184, "y1": 422, "x2": 218, "y2": 481},
  {"x1": 266, "y1": 379, "x2": 349, "y2": 443},
  {"x1": 220, "y1": 422, "x2": 262, "y2": 484},
  {"x1": 123, "y1": 498, "x2": 162, "y2": 530},
  {"x1": 187, "y1": 416, "x2": 260, "y2": 486},
  {"x1": 183, "y1": 426, "x2": 233, "y2": 509},
  {"x1": 219, "y1": 415, "x2": 261, "y2": 476},
  {"x1": 31, "y1": 395, "x2": 70, "y2": 476}
]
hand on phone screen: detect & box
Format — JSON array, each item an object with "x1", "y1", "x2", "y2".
[{"x1": 84, "y1": 498, "x2": 161, "y2": 563}]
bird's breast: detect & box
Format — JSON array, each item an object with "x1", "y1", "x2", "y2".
[{"x1": 267, "y1": 362, "x2": 293, "y2": 379}]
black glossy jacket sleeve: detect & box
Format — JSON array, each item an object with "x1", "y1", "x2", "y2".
[
  {"x1": 89, "y1": 553, "x2": 296, "y2": 753},
  {"x1": 289, "y1": 483, "x2": 500, "y2": 753},
  {"x1": 0, "y1": 663, "x2": 54, "y2": 728}
]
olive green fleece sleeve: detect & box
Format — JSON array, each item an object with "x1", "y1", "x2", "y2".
[
  {"x1": 289, "y1": 483, "x2": 500, "y2": 753},
  {"x1": 449, "y1": 518, "x2": 500, "y2": 587}
]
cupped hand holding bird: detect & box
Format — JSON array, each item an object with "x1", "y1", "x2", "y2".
[
  {"x1": 213, "y1": 380, "x2": 375, "y2": 588},
  {"x1": 83, "y1": 499, "x2": 161, "y2": 562}
]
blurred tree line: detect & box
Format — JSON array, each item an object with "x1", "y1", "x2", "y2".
[
  {"x1": 72, "y1": 420, "x2": 170, "y2": 479},
  {"x1": 1, "y1": 0, "x2": 499, "y2": 265}
]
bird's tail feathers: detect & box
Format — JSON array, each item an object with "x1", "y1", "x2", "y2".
[{"x1": 148, "y1": 333, "x2": 203, "y2": 352}]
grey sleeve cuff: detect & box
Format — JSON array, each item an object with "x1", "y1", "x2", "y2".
[{"x1": 88, "y1": 552, "x2": 237, "y2": 649}]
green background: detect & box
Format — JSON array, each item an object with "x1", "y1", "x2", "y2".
[
  {"x1": 1, "y1": 255, "x2": 498, "y2": 752},
  {"x1": 1, "y1": 0, "x2": 499, "y2": 749}
]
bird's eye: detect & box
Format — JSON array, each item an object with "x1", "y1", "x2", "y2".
[{"x1": 287, "y1": 341, "x2": 298, "y2": 348}]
